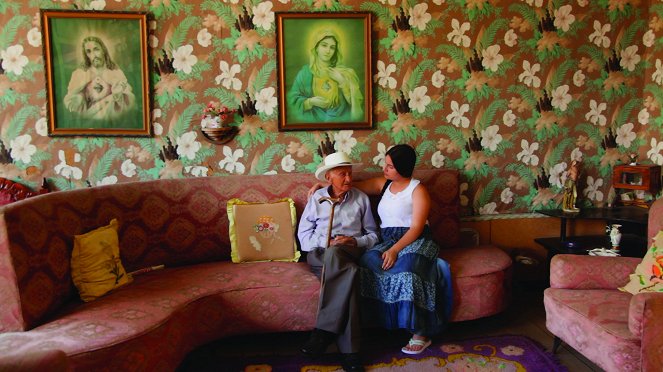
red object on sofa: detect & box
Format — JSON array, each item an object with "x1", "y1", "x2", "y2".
[
  {"x1": 0, "y1": 178, "x2": 50, "y2": 206},
  {"x1": 0, "y1": 170, "x2": 511, "y2": 370},
  {"x1": 544, "y1": 197, "x2": 663, "y2": 372}
]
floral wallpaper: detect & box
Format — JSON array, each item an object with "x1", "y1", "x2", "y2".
[{"x1": 0, "y1": 0, "x2": 662, "y2": 216}]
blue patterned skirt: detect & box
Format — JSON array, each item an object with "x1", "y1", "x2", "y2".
[{"x1": 359, "y1": 226, "x2": 452, "y2": 336}]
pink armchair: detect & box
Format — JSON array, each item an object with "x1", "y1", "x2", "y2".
[{"x1": 543, "y1": 197, "x2": 663, "y2": 372}]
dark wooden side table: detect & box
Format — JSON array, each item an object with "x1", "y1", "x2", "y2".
[{"x1": 534, "y1": 207, "x2": 648, "y2": 258}]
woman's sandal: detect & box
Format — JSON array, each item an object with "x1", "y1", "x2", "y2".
[{"x1": 401, "y1": 338, "x2": 432, "y2": 355}]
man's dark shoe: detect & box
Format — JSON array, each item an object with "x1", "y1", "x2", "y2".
[
  {"x1": 341, "y1": 352, "x2": 364, "y2": 372},
  {"x1": 301, "y1": 328, "x2": 336, "y2": 357}
]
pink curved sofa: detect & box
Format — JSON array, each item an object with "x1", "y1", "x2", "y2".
[
  {"x1": 544, "y1": 197, "x2": 663, "y2": 371},
  {"x1": 0, "y1": 169, "x2": 511, "y2": 370}
]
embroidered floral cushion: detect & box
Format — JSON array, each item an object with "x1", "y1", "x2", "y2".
[
  {"x1": 227, "y1": 198, "x2": 300, "y2": 263},
  {"x1": 71, "y1": 219, "x2": 132, "y2": 302},
  {"x1": 620, "y1": 230, "x2": 663, "y2": 294}
]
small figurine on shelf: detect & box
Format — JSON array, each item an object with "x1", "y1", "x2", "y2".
[
  {"x1": 607, "y1": 224, "x2": 622, "y2": 251},
  {"x1": 628, "y1": 153, "x2": 638, "y2": 165},
  {"x1": 562, "y1": 160, "x2": 580, "y2": 213}
]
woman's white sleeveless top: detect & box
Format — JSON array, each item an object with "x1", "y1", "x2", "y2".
[{"x1": 377, "y1": 179, "x2": 420, "y2": 228}]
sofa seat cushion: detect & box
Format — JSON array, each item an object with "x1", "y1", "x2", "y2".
[
  {"x1": 439, "y1": 245, "x2": 512, "y2": 278},
  {"x1": 544, "y1": 288, "x2": 640, "y2": 371},
  {"x1": 0, "y1": 261, "x2": 320, "y2": 360}
]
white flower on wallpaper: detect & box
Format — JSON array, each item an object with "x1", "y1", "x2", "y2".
[
  {"x1": 176, "y1": 131, "x2": 202, "y2": 160},
  {"x1": 447, "y1": 19, "x2": 470, "y2": 48},
  {"x1": 96, "y1": 176, "x2": 117, "y2": 186},
  {"x1": 551, "y1": 85, "x2": 571, "y2": 111},
  {"x1": 616, "y1": 123, "x2": 636, "y2": 148},
  {"x1": 573, "y1": 70, "x2": 585, "y2": 87},
  {"x1": 482, "y1": 45, "x2": 503, "y2": 72},
  {"x1": 379, "y1": 0, "x2": 397, "y2": 5},
  {"x1": 88, "y1": 0, "x2": 106, "y2": 10},
  {"x1": 577, "y1": 0, "x2": 588, "y2": 7},
  {"x1": 432, "y1": 70, "x2": 446, "y2": 88},
  {"x1": 149, "y1": 35, "x2": 159, "y2": 49},
  {"x1": 480, "y1": 125, "x2": 502, "y2": 151},
  {"x1": 153, "y1": 123, "x2": 163, "y2": 136},
  {"x1": 373, "y1": 142, "x2": 387, "y2": 167},
  {"x1": 224, "y1": 0, "x2": 240, "y2": 3},
  {"x1": 479, "y1": 202, "x2": 498, "y2": 215},
  {"x1": 516, "y1": 139, "x2": 539, "y2": 166},
  {"x1": 447, "y1": 101, "x2": 470, "y2": 128},
  {"x1": 375, "y1": 61, "x2": 397, "y2": 89},
  {"x1": 172, "y1": 45, "x2": 197, "y2": 74},
  {"x1": 9, "y1": 135, "x2": 36, "y2": 163},
  {"x1": 215, "y1": 61, "x2": 242, "y2": 90},
  {"x1": 219, "y1": 146, "x2": 246, "y2": 174},
  {"x1": 553, "y1": 5, "x2": 575, "y2": 32},
  {"x1": 334, "y1": 131, "x2": 357, "y2": 153},
  {"x1": 585, "y1": 100, "x2": 607, "y2": 126},
  {"x1": 583, "y1": 176, "x2": 604, "y2": 202},
  {"x1": 620, "y1": 45, "x2": 640, "y2": 72},
  {"x1": 638, "y1": 108, "x2": 649, "y2": 125},
  {"x1": 121, "y1": 159, "x2": 137, "y2": 177},
  {"x1": 643, "y1": 30, "x2": 655, "y2": 48},
  {"x1": 504, "y1": 29, "x2": 517, "y2": 47},
  {"x1": 589, "y1": 21, "x2": 611, "y2": 48},
  {"x1": 27, "y1": 28, "x2": 41, "y2": 47},
  {"x1": 253, "y1": 1, "x2": 275, "y2": 31},
  {"x1": 648, "y1": 138, "x2": 663, "y2": 165},
  {"x1": 524, "y1": 0, "x2": 543, "y2": 7},
  {"x1": 409, "y1": 3, "x2": 431, "y2": 31},
  {"x1": 570, "y1": 147, "x2": 583, "y2": 162},
  {"x1": 408, "y1": 86, "x2": 431, "y2": 114},
  {"x1": 35, "y1": 117, "x2": 48, "y2": 137},
  {"x1": 281, "y1": 154, "x2": 295, "y2": 172},
  {"x1": 653, "y1": 59, "x2": 663, "y2": 85},
  {"x1": 256, "y1": 87, "x2": 277, "y2": 116},
  {"x1": 518, "y1": 61, "x2": 541, "y2": 88},
  {"x1": 503, "y1": 110, "x2": 516, "y2": 127},
  {"x1": 54, "y1": 150, "x2": 83, "y2": 180},
  {"x1": 500, "y1": 188, "x2": 514, "y2": 204},
  {"x1": 197, "y1": 28, "x2": 212, "y2": 47},
  {"x1": 1, "y1": 45, "x2": 29, "y2": 76},
  {"x1": 549, "y1": 162, "x2": 567, "y2": 189},
  {"x1": 431, "y1": 151, "x2": 445, "y2": 168},
  {"x1": 185, "y1": 165, "x2": 209, "y2": 177}
]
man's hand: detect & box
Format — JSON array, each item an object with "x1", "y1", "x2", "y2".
[
  {"x1": 329, "y1": 235, "x2": 356, "y2": 247},
  {"x1": 381, "y1": 248, "x2": 398, "y2": 270}
]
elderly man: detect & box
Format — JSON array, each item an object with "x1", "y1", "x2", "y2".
[{"x1": 298, "y1": 151, "x2": 378, "y2": 372}]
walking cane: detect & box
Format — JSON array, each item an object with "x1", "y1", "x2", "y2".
[{"x1": 318, "y1": 196, "x2": 340, "y2": 248}]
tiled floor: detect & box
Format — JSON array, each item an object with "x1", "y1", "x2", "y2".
[{"x1": 179, "y1": 282, "x2": 602, "y2": 371}]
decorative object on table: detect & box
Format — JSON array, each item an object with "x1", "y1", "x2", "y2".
[
  {"x1": 561, "y1": 160, "x2": 580, "y2": 213},
  {"x1": 608, "y1": 223, "x2": 622, "y2": 250},
  {"x1": 612, "y1": 164, "x2": 662, "y2": 208},
  {"x1": 41, "y1": 10, "x2": 151, "y2": 137},
  {"x1": 199, "y1": 101, "x2": 239, "y2": 144},
  {"x1": 275, "y1": 12, "x2": 373, "y2": 131},
  {"x1": 629, "y1": 153, "x2": 638, "y2": 165},
  {"x1": 219, "y1": 335, "x2": 567, "y2": 372},
  {"x1": 588, "y1": 247, "x2": 620, "y2": 256}
]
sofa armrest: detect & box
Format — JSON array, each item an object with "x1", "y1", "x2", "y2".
[
  {"x1": 627, "y1": 292, "x2": 663, "y2": 370},
  {"x1": 0, "y1": 349, "x2": 69, "y2": 372},
  {"x1": 549, "y1": 254, "x2": 640, "y2": 289}
]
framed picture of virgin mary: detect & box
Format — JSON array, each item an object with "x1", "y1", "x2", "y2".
[{"x1": 276, "y1": 12, "x2": 373, "y2": 131}]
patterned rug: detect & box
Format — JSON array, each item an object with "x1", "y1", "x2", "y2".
[{"x1": 222, "y1": 335, "x2": 567, "y2": 371}]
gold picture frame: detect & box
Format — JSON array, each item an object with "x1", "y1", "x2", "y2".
[
  {"x1": 42, "y1": 10, "x2": 151, "y2": 136},
  {"x1": 276, "y1": 12, "x2": 373, "y2": 131}
]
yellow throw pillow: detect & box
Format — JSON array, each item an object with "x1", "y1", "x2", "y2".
[
  {"x1": 227, "y1": 198, "x2": 300, "y2": 263},
  {"x1": 71, "y1": 219, "x2": 132, "y2": 302},
  {"x1": 619, "y1": 230, "x2": 663, "y2": 294}
]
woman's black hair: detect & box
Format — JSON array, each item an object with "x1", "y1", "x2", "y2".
[{"x1": 386, "y1": 144, "x2": 416, "y2": 178}]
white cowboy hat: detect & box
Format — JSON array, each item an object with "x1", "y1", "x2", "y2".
[{"x1": 314, "y1": 152, "x2": 361, "y2": 181}]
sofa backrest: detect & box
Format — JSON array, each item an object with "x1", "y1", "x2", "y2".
[{"x1": 0, "y1": 168, "x2": 459, "y2": 332}]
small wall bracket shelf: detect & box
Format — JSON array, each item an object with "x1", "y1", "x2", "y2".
[{"x1": 199, "y1": 127, "x2": 239, "y2": 145}]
